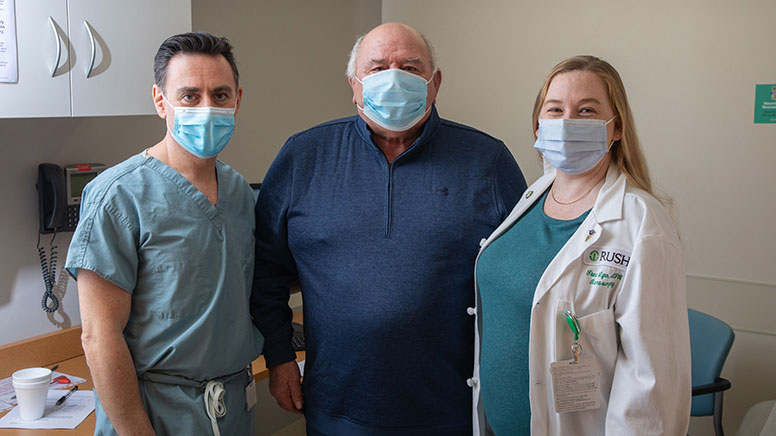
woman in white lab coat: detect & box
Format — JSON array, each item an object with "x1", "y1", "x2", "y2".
[{"x1": 471, "y1": 56, "x2": 691, "y2": 435}]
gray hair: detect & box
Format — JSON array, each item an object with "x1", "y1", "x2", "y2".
[{"x1": 345, "y1": 32, "x2": 439, "y2": 79}]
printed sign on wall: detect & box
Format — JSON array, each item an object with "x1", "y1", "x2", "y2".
[
  {"x1": 0, "y1": 0, "x2": 17, "y2": 83},
  {"x1": 754, "y1": 84, "x2": 776, "y2": 124}
]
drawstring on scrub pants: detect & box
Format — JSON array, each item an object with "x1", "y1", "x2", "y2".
[
  {"x1": 204, "y1": 380, "x2": 226, "y2": 436},
  {"x1": 138, "y1": 367, "x2": 249, "y2": 436}
]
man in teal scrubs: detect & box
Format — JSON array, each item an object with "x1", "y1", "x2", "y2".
[{"x1": 66, "y1": 33, "x2": 262, "y2": 436}]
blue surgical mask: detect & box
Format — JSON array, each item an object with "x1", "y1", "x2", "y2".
[
  {"x1": 533, "y1": 116, "x2": 616, "y2": 175},
  {"x1": 356, "y1": 69, "x2": 433, "y2": 132},
  {"x1": 164, "y1": 96, "x2": 236, "y2": 158}
]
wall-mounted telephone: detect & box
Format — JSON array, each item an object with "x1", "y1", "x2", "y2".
[
  {"x1": 37, "y1": 163, "x2": 106, "y2": 233},
  {"x1": 35, "y1": 163, "x2": 106, "y2": 312}
]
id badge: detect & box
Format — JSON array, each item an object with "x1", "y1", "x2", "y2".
[
  {"x1": 245, "y1": 378, "x2": 257, "y2": 411},
  {"x1": 550, "y1": 355, "x2": 601, "y2": 413}
]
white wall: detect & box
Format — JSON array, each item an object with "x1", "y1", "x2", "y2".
[
  {"x1": 0, "y1": 0, "x2": 380, "y2": 345},
  {"x1": 193, "y1": 0, "x2": 382, "y2": 182},
  {"x1": 382, "y1": 0, "x2": 776, "y2": 433},
  {"x1": 0, "y1": 116, "x2": 164, "y2": 344}
]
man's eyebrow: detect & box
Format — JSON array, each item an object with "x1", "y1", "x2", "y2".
[
  {"x1": 174, "y1": 85, "x2": 234, "y2": 95},
  {"x1": 211, "y1": 85, "x2": 234, "y2": 94},
  {"x1": 175, "y1": 86, "x2": 201, "y2": 95},
  {"x1": 365, "y1": 57, "x2": 426, "y2": 70}
]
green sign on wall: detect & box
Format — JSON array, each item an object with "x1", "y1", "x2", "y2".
[{"x1": 754, "y1": 84, "x2": 776, "y2": 124}]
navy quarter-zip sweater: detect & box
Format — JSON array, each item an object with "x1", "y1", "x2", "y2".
[{"x1": 251, "y1": 107, "x2": 527, "y2": 435}]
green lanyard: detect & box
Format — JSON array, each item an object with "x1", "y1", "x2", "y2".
[{"x1": 565, "y1": 310, "x2": 582, "y2": 361}]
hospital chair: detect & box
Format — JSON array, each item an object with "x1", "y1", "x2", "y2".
[{"x1": 689, "y1": 308, "x2": 735, "y2": 436}]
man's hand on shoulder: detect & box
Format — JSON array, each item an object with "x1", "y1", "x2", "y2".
[{"x1": 268, "y1": 360, "x2": 303, "y2": 414}]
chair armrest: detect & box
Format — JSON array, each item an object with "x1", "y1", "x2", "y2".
[{"x1": 692, "y1": 378, "x2": 732, "y2": 396}]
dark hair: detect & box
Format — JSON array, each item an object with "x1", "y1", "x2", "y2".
[{"x1": 154, "y1": 32, "x2": 239, "y2": 94}]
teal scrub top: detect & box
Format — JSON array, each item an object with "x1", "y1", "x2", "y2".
[
  {"x1": 67, "y1": 152, "x2": 263, "y2": 378},
  {"x1": 66, "y1": 150, "x2": 263, "y2": 368},
  {"x1": 477, "y1": 189, "x2": 589, "y2": 435}
]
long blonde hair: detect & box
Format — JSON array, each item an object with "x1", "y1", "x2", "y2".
[{"x1": 532, "y1": 55, "x2": 656, "y2": 198}]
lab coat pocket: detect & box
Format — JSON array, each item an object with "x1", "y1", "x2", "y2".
[{"x1": 577, "y1": 308, "x2": 617, "y2": 401}]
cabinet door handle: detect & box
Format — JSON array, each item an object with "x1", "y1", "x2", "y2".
[
  {"x1": 49, "y1": 17, "x2": 61, "y2": 77},
  {"x1": 84, "y1": 20, "x2": 96, "y2": 78}
]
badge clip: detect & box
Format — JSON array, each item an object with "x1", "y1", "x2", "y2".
[{"x1": 565, "y1": 310, "x2": 582, "y2": 361}]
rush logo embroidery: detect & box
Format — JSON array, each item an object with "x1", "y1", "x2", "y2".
[{"x1": 583, "y1": 247, "x2": 631, "y2": 271}]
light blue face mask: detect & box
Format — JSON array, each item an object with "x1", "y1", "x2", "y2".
[
  {"x1": 533, "y1": 116, "x2": 616, "y2": 175},
  {"x1": 356, "y1": 69, "x2": 433, "y2": 132},
  {"x1": 164, "y1": 96, "x2": 236, "y2": 158}
]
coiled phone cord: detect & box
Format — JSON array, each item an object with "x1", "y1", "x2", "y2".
[{"x1": 37, "y1": 232, "x2": 60, "y2": 313}]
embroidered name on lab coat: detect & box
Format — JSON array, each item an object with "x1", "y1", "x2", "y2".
[{"x1": 583, "y1": 247, "x2": 631, "y2": 271}]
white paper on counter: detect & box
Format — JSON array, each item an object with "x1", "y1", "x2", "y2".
[
  {"x1": 0, "y1": 390, "x2": 94, "y2": 429},
  {"x1": 0, "y1": 0, "x2": 18, "y2": 83},
  {"x1": 0, "y1": 376, "x2": 17, "y2": 413},
  {"x1": 0, "y1": 371, "x2": 88, "y2": 413}
]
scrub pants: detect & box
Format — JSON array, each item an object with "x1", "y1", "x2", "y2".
[{"x1": 93, "y1": 368, "x2": 255, "y2": 436}]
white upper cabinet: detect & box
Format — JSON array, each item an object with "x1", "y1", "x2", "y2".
[
  {"x1": 0, "y1": 0, "x2": 191, "y2": 118},
  {"x1": 0, "y1": 0, "x2": 71, "y2": 118},
  {"x1": 67, "y1": 0, "x2": 191, "y2": 117}
]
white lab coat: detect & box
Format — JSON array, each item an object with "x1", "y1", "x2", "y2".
[{"x1": 470, "y1": 163, "x2": 691, "y2": 435}]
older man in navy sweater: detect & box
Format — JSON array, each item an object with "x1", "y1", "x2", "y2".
[{"x1": 251, "y1": 22, "x2": 526, "y2": 435}]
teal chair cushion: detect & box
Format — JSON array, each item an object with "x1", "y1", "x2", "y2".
[{"x1": 688, "y1": 309, "x2": 735, "y2": 416}]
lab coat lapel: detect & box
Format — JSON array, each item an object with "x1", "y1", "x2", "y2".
[
  {"x1": 531, "y1": 164, "x2": 625, "y2": 306},
  {"x1": 480, "y1": 172, "x2": 555, "y2": 250}
]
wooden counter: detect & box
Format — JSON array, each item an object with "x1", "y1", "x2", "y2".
[{"x1": 0, "y1": 313, "x2": 304, "y2": 435}]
